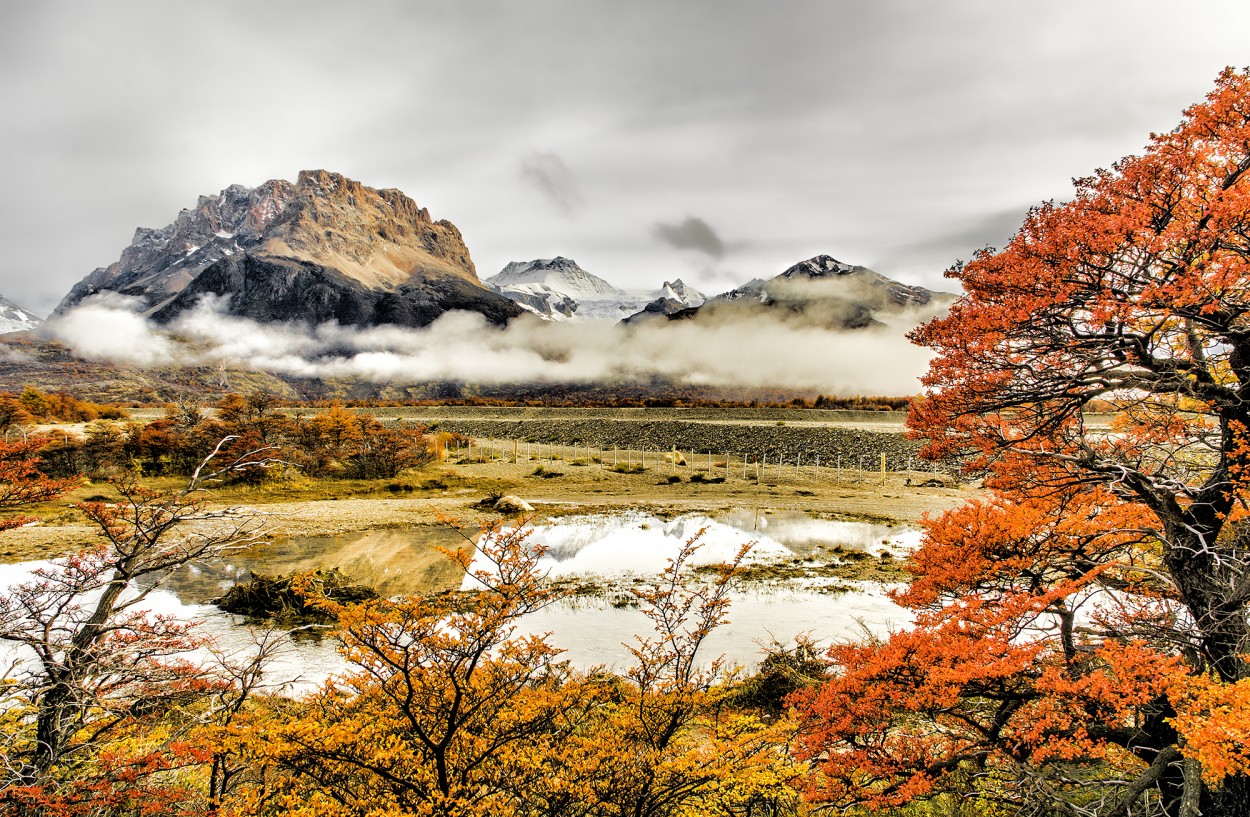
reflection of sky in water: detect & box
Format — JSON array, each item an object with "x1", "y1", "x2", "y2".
[
  {"x1": 471, "y1": 512, "x2": 914, "y2": 668},
  {"x1": 522, "y1": 586, "x2": 908, "y2": 671},
  {"x1": 472, "y1": 511, "x2": 920, "y2": 583},
  {"x1": 0, "y1": 512, "x2": 916, "y2": 684},
  {"x1": 0, "y1": 559, "x2": 341, "y2": 694},
  {"x1": 718, "y1": 509, "x2": 922, "y2": 553}
]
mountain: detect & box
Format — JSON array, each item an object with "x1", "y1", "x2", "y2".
[
  {"x1": 621, "y1": 280, "x2": 708, "y2": 324},
  {"x1": 652, "y1": 279, "x2": 705, "y2": 307},
  {"x1": 486, "y1": 257, "x2": 641, "y2": 320},
  {"x1": 489, "y1": 257, "x2": 624, "y2": 301},
  {"x1": 56, "y1": 170, "x2": 521, "y2": 328},
  {"x1": 638, "y1": 254, "x2": 953, "y2": 329},
  {"x1": 485, "y1": 258, "x2": 705, "y2": 321},
  {"x1": 0, "y1": 295, "x2": 43, "y2": 334}
]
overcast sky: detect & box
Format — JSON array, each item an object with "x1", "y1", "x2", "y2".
[{"x1": 3, "y1": 0, "x2": 1250, "y2": 316}]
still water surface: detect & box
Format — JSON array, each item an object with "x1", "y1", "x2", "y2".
[{"x1": 1, "y1": 512, "x2": 918, "y2": 687}]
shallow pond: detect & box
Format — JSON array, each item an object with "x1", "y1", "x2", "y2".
[{"x1": 1, "y1": 511, "x2": 918, "y2": 687}]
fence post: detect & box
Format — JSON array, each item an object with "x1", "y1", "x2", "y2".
[{"x1": 881, "y1": 452, "x2": 887, "y2": 486}]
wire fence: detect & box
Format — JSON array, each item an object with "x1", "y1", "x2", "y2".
[{"x1": 441, "y1": 438, "x2": 949, "y2": 486}]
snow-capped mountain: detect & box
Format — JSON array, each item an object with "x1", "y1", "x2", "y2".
[
  {"x1": 0, "y1": 295, "x2": 42, "y2": 334},
  {"x1": 651, "y1": 279, "x2": 705, "y2": 307},
  {"x1": 648, "y1": 255, "x2": 955, "y2": 330},
  {"x1": 485, "y1": 258, "x2": 704, "y2": 321},
  {"x1": 490, "y1": 257, "x2": 624, "y2": 300}
]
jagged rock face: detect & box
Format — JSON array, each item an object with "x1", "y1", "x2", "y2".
[
  {"x1": 58, "y1": 170, "x2": 520, "y2": 328},
  {"x1": 57, "y1": 180, "x2": 294, "y2": 314},
  {"x1": 0, "y1": 295, "x2": 42, "y2": 334},
  {"x1": 257, "y1": 170, "x2": 480, "y2": 290},
  {"x1": 151, "y1": 254, "x2": 520, "y2": 328}
]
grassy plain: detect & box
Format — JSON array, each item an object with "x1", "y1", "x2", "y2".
[{"x1": 0, "y1": 408, "x2": 976, "y2": 564}]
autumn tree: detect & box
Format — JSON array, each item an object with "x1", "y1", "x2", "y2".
[
  {"x1": 541, "y1": 536, "x2": 801, "y2": 817},
  {"x1": 0, "y1": 437, "x2": 275, "y2": 815},
  {"x1": 0, "y1": 438, "x2": 78, "y2": 533},
  {"x1": 222, "y1": 525, "x2": 798, "y2": 817},
  {"x1": 223, "y1": 521, "x2": 572, "y2": 816},
  {"x1": 794, "y1": 68, "x2": 1250, "y2": 816}
]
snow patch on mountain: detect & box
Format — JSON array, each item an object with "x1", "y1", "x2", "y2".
[
  {"x1": 0, "y1": 295, "x2": 43, "y2": 334},
  {"x1": 487, "y1": 260, "x2": 706, "y2": 321},
  {"x1": 488, "y1": 257, "x2": 624, "y2": 301},
  {"x1": 649, "y1": 279, "x2": 705, "y2": 307},
  {"x1": 486, "y1": 258, "x2": 642, "y2": 320}
]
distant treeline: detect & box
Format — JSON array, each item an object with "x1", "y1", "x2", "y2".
[
  {"x1": 34, "y1": 392, "x2": 438, "y2": 482},
  {"x1": 0, "y1": 386, "x2": 129, "y2": 428},
  {"x1": 300, "y1": 392, "x2": 915, "y2": 411}
]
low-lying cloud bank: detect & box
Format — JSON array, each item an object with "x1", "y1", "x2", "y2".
[{"x1": 43, "y1": 295, "x2": 936, "y2": 395}]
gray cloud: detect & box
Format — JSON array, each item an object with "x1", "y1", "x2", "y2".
[
  {"x1": 520, "y1": 152, "x2": 583, "y2": 214},
  {"x1": 43, "y1": 297, "x2": 934, "y2": 395},
  {"x1": 865, "y1": 205, "x2": 1033, "y2": 278},
  {"x1": 652, "y1": 217, "x2": 726, "y2": 259},
  {"x1": 4, "y1": 2, "x2": 1250, "y2": 314}
]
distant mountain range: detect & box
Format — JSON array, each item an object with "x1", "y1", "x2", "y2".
[
  {"x1": 0, "y1": 171, "x2": 959, "y2": 400},
  {"x1": 484, "y1": 257, "x2": 705, "y2": 321},
  {"x1": 662, "y1": 254, "x2": 955, "y2": 330}
]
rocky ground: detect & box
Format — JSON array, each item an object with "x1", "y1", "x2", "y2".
[{"x1": 363, "y1": 406, "x2": 934, "y2": 472}]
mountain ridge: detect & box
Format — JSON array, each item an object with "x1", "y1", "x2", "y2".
[
  {"x1": 57, "y1": 170, "x2": 520, "y2": 328},
  {"x1": 486, "y1": 257, "x2": 705, "y2": 321}
]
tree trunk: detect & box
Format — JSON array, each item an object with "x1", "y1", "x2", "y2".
[
  {"x1": 1200, "y1": 774, "x2": 1250, "y2": 817},
  {"x1": 1164, "y1": 523, "x2": 1250, "y2": 682}
]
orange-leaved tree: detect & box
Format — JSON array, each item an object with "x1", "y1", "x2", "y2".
[
  {"x1": 219, "y1": 521, "x2": 573, "y2": 816},
  {"x1": 220, "y1": 524, "x2": 800, "y2": 817},
  {"x1": 0, "y1": 437, "x2": 79, "y2": 533},
  {"x1": 794, "y1": 68, "x2": 1250, "y2": 817},
  {"x1": 1, "y1": 437, "x2": 275, "y2": 816}
]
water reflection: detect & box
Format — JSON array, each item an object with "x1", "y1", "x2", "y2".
[
  {"x1": 2, "y1": 512, "x2": 918, "y2": 682},
  {"x1": 471, "y1": 511, "x2": 913, "y2": 668},
  {"x1": 160, "y1": 527, "x2": 467, "y2": 604}
]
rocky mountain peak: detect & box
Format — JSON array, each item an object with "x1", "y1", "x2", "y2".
[
  {"x1": 56, "y1": 172, "x2": 521, "y2": 329},
  {"x1": 655, "y1": 279, "x2": 705, "y2": 306},
  {"x1": 778, "y1": 254, "x2": 859, "y2": 279},
  {"x1": 487, "y1": 258, "x2": 625, "y2": 300},
  {"x1": 254, "y1": 169, "x2": 474, "y2": 290}
]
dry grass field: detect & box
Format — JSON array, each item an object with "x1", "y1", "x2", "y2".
[{"x1": 1, "y1": 407, "x2": 976, "y2": 563}]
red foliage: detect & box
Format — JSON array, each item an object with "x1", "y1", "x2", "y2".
[{"x1": 794, "y1": 69, "x2": 1250, "y2": 816}]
